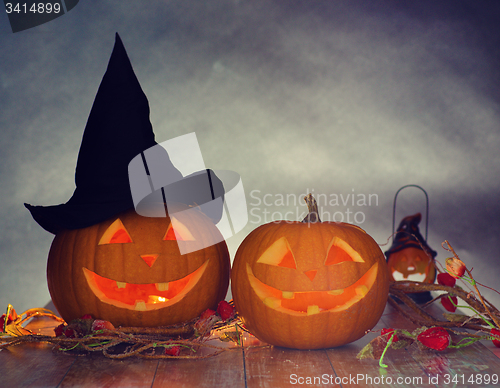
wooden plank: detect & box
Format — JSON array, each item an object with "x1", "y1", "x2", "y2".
[
  {"x1": 484, "y1": 341, "x2": 500, "y2": 359},
  {"x1": 2, "y1": 300, "x2": 499, "y2": 387},
  {"x1": 153, "y1": 348, "x2": 245, "y2": 388},
  {"x1": 380, "y1": 300, "x2": 500, "y2": 388},
  {"x1": 0, "y1": 342, "x2": 77, "y2": 388},
  {"x1": 326, "y1": 317, "x2": 433, "y2": 388},
  {"x1": 409, "y1": 342, "x2": 500, "y2": 388},
  {"x1": 0, "y1": 314, "x2": 76, "y2": 388},
  {"x1": 243, "y1": 332, "x2": 339, "y2": 388},
  {"x1": 328, "y1": 345, "x2": 435, "y2": 388},
  {"x1": 59, "y1": 353, "x2": 159, "y2": 388},
  {"x1": 151, "y1": 325, "x2": 245, "y2": 388}
]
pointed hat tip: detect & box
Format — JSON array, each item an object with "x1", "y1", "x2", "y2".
[{"x1": 112, "y1": 32, "x2": 125, "y2": 54}]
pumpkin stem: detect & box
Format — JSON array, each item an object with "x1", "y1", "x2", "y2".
[{"x1": 302, "y1": 193, "x2": 321, "y2": 223}]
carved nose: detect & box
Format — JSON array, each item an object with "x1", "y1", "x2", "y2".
[
  {"x1": 141, "y1": 254, "x2": 159, "y2": 268},
  {"x1": 304, "y1": 270, "x2": 317, "y2": 282}
]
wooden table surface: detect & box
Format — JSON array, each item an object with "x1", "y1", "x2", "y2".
[{"x1": 1, "y1": 301, "x2": 499, "y2": 388}]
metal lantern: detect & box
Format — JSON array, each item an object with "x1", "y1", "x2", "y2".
[{"x1": 385, "y1": 185, "x2": 437, "y2": 303}]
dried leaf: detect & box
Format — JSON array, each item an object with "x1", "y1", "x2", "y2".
[
  {"x1": 22, "y1": 307, "x2": 58, "y2": 318},
  {"x1": 443, "y1": 313, "x2": 470, "y2": 322},
  {"x1": 4, "y1": 323, "x2": 32, "y2": 337},
  {"x1": 392, "y1": 339, "x2": 411, "y2": 350},
  {"x1": 219, "y1": 331, "x2": 240, "y2": 343},
  {"x1": 356, "y1": 342, "x2": 374, "y2": 360},
  {"x1": 1, "y1": 304, "x2": 62, "y2": 338}
]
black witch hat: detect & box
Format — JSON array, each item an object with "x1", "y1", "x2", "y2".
[
  {"x1": 25, "y1": 33, "x2": 223, "y2": 234},
  {"x1": 384, "y1": 213, "x2": 437, "y2": 260}
]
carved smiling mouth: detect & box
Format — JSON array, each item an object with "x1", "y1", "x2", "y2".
[
  {"x1": 83, "y1": 259, "x2": 209, "y2": 311},
  {"x1": 247, "y1": 262, "x2": 378, "y2": 316}
]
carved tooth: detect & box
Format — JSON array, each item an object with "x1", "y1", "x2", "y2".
[
  {"x1": 307, "y1": 305, "x2": 320, "y2": 315},
  {"x1": 328, "y1": 289, "x2": 344, "y2": 295},
  {"x1": 135, "y1": 300, "x2": 147, "y2": 311},
  {"x1": 263, "y1": 297, "x2": 281, "y2": 309},
  {"x1": 156, "y1": 282, "x2": 169, "y2": 291},
  {"x1": 116, "y1": 281, "x2": 126, "y2": 289},
  {"x1": 355, "y1": 285, "x2": 368, "y2": 297},
  {"x1": 282, "y1": 291, "x2": 294, "y2": 299}
]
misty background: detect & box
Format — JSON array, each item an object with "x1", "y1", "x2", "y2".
[{"x1": 1, "y1": 0, "x2": 499, "y2": 314}]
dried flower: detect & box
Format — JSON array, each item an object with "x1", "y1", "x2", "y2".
[
  {"x1": 381, "y1": 328, "x2": 399, "y2": 342},
  {"x1": 437, "y1": 273, "x2": 456, "y2": 287},
  {"x1": 491, "y1": 328, "x2": 500, "y2": 348},
  {"x1": 440, "y1": 295, "x2": 458, "y2": 313},
  {"x1": 217, "y1": 301, "x2": 235, "y2": 321},
  {"x1": 1, "y1": 313, "x2": 15, "y2": 328},
  {"x1": 417, "y1": 327, "x2": 451, "y2": 351},
  {"x1": 445, "y1": 257, "x2": 466, "y2": 279}
]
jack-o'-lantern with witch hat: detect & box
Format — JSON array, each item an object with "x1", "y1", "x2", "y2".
[
  {"x1": 385, "y1": 212, "x2": 437, "y2": 303},
  {"x1": 25, "y1": 34, "x2": 230, "y2": 327}
]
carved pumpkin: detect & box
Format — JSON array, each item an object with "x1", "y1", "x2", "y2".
[
  {"x1": 387, "y1": 247, "x2": 435, "y2": 282},
  {"x1": 47, "y1": 204, "x2": 230, "y2": 327},
  {"x1": 231, "y1": 195, "x2": 389, "y2": 349}
]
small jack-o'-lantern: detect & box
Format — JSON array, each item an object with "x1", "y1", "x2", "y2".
[
  {"x1": 47, "y1": 204, "x2": 230, "y2": 327},
  {"x1": 231, "y1": 195, "x2": 389, "y2": 349},
  {"x1": 385, "y1": 213, "x2": 436, "y2": 283}
]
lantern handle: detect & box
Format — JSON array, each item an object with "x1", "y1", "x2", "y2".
[{"x1": 392, "y1": 184, "x2": 429, "y2": 242}]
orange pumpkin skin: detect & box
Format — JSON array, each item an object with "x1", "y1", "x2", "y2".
[
  {"x1": 387, "y1": 247, "x2": 436, "y2": 283},
  {"x1": 47, "y1": 205, "x2": 230, "y2": 327},
  {"x1": 231, "y1": 221, "x2": 389, "y2": 349}
]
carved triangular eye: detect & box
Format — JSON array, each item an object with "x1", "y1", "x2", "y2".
[
  {"x1": 163, "y1": 217, "x2": 195, "y2": 241},
  {"x1": 324, "y1": 237, "x2": 364, "y2": 265},
  {"x1": 98, "y1": 219, "x2": 133, "y2": 245},
  {"x1": 163, "y1": 227, "x2": 177, "y2": 241},
  {"x1": 257, "y1": 237, "x2": 297, "y2": 269}
]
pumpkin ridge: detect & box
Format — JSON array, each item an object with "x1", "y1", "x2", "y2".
[{"x1": 69, "y1": 230, "x2": 82, "y2": 318}]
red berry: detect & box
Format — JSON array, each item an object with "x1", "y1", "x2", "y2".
[
  {"x1": 417, "y1": 327, "x2": 451, "y2": 351},
  {"x1": 440, "y1": 295, "x2": 458, "y2": 312},
  {"x1": 64, "y1": 328, "x2": 76, "y2": 338},
  {"x1": 199, "y1": 309, "x2": 216, "y2": 320},
  {"x1": 54, "y1": 323, "x2": 66, "y2": 337},
  {"x1": 381, "y1": 328, "x2": 399, "y2": 342},
  {"x1": 91, "y1": 319, "x2": 115, "y2": 332},
  {"x1": 217, "y1": 301, "x2": 235, "y2": 321},
  {"x1": 491, "y1": 328, "x2": 500, "y2": 348},
  {"x1": 165, "y1": 346, "x2": 181, "y2": 356},
  {"x1": 437, "y1": 273, "x2": 456, "y2": 287},
  {"x1": 80, "y1": 314, "x2": 93, "y2": 320}
]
